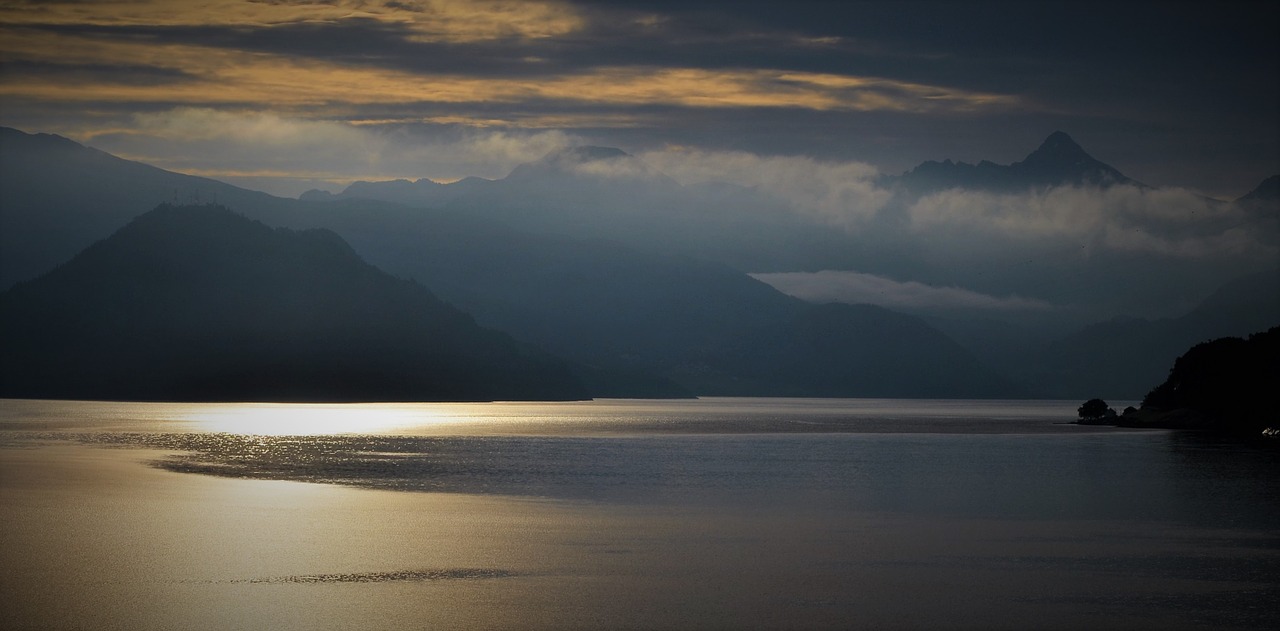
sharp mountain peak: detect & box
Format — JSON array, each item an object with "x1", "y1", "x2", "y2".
[
  {"x1": 1024, "y1": 131, "x2": 1089, "y2": 161},
  {"x1": 895, "y1": 131, "x2": 1137, "y2": 191}
]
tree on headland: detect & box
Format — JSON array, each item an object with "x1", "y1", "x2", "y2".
[
  {"x1": 1077, "y1": 398, "x2": 1115, "y2": 421},
  {"x1": 1138, "y1": 326, "x2": 1278, "y2": 434}
]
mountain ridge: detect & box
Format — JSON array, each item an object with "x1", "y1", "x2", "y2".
[
  {"x1": 0, "y1": 203, "x2": 589, "y2": 402},
  {"x1": 888, "y1": 131, "x2": 1140, "y2": 194},
  {"x1": 0, "y1": 126, "x2": 295, "y2": 289},
  {"x1": 1238, "y1": 174, "x2": 1279, "y2": 202},
  {"x1": 1024, "y1": 268, "x2": 1280, "y2": 399},
  {"x1": 5, "y1": 125, "x2": 1267, "y2": 401}
]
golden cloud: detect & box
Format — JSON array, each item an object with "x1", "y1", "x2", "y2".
[
  {"x1": 0, "y1": 0, "x2": 584, "y2": 43},
  {"x1": 0, "y1": 26, "x2": 1020, "y2": 120}
]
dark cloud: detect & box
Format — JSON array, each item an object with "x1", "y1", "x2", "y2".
[
  {"x1": 0, "y1": 59, "x2": 198, "y2": 86},
  {"x1": 0, "y1": 0, "x2": 1275, "y2": 196}
]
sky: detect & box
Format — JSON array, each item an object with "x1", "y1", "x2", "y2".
[{"x1": 1, "y1": 0, "x2": 1277, "y2": 199}]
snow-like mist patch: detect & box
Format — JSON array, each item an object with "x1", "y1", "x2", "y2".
[
  {"x1": 752, "y1": 270, "x2": 1056, "y2": 311},
  {"x1": 907, "y1": 185, "x2": 1273, "y2": 259},
  {"x1": 83, "y1": 108, "x2": 578, "y2": 196},
  {"x1": 640, "y1": 148, "x2": 891, "y2": 225}
]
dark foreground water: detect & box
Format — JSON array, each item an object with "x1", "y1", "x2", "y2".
[{"x1": 1, "y1": 398, "x2": 1277, "y2": 630}]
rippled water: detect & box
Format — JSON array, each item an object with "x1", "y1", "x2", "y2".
[
  {"x1": 2, "y1": 397, "x2": 1277, "y2": 630},
  {"x1": 0, "y1": 396, "x2": 1120, "y2": 435}
]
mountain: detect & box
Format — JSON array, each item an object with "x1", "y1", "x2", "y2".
[
  {"x1": 1238, "y1": 174, "x2": 1279, "y2": 203},
  {"x1": 301, "y1": 176, "x2": 495, "y2": 207},
  {"x1": 677, "y1": 302, "x2": 1023, "y2": 398},
  {"x1": 0, "y1": 126, "x2": 295, "y2": 289},
  {"x1": 308, "y1": 143, "x2": 853, "y2": 272},
  {"x1": 246, "y1": 200, "x2": 1020, "y2": 397},
  {"x1": 0, "y1": 129, "x2": 1021, "y2": 398},
  {"x1": 1237, "y1": 174, "x2": 1279, "y2": 237},
  {"x1": 307, "y1": 132, "x2": 1239, "y2": 309},
  {"x1": 1025, "y1": 269, "x2": 1280, "y2": 399},
  {"x1": 310, "y1": 146, "x2": 677, "y2": 211},
  {"x1": 889, "y1": 131, "x2": 1140, "y2": 194},
  {"x1": 0, "y1": 204, "x2": 588, "y2": 402}
]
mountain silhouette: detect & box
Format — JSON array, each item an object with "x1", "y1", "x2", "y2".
[
  {"x1": 0, "y1": 204, "x2": 588, "y2": 402},
  {"x1": 307, "y1": 145, "x2": 676, "y2": 209},
  {"x1": 312, "y1": 143, "x2": 853, "y2": 271},
  {"x1": 11, "y1": 125, "x2": 1242, "y2": 401},
  {"x1": 890, "y1": 131, "x2": 1139, "y2": 193},
  {"x1": 248, "y1": 200, "x2": 1019, "y2": 397},
  {"x1": 241, "y1": 196, "x2": 1019, "y2": 397},
  {"x1": 1025, "y1": 268, "x2": 1280, "y2": 399},
  {"x1": 0, "y1": 126, "x2": 294, "y2": 289},
  {"x1": 1238, "y1": 174, "x2": 1279, "y2": 203}
]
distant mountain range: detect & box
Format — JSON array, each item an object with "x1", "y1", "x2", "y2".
[
  {"x1": 680, "y1": 302, "x2": 1018, "y2": 398},
  {"x1": 0, "y1": 126, "x2": 292, "y2": 289},
  {"x1": 2, "y1": 126, "x2": 1274, "y2": 402},
  {"x1": 883, "y1": 131, "x2": 1141, "y2": 194},
  {"x1": 300, "y1": 133, "x2": 1276, "y2": 315},
  {"x1": 0, "y1": 127, "x2": 1026, "y2": 400},
  {"x1": 302, "y1": 144, "x2": 679, "y2": 208},
  {"x1": 306, "y1": 142, "x2": 832, "y2": 273},
  {"x1": 1025, "y1": 268, "x2": 1280, "y2": 399},
  {"x1": 0, "y1": 204, "x2": 587, "y2": 402},
  {"x1": 308, "y1": 131, "x2": 1143, "y2": 207}
]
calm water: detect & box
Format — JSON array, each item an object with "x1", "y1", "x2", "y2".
[{"x1": 2, "y1": 398, "x2": 1277, "y2": 630}]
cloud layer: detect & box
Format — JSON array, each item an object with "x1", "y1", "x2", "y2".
[
  {"x1": 906, "y1": 185, "x2": 1274, "y2": 259},
  {"x1": 2, "y1": 1, "x2": 1274, "y2": 194},
  {"x1": 82, "y1": 108, "x2": 577, "y2": 195},
  {"x1": 640, "y1": 148, "x2": 890, "y2": 226}
]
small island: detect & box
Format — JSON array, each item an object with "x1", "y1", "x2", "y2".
[{"x1": 1077, "y1": 326, "x2": 1278, "y2": 436}]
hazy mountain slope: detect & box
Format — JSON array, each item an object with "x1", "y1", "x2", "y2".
[
  {"x1": 0, "y1": 127, "x2": 295, "y2": 289},
  {"x1": 0, "y1": 129, "x2": 796, "y2": 368},
  {"x1": 1236, "y1": 174, "x2": 1280, "y2": 247},
  {"x1": 0, "y1": 128, "x2": 703, "y2": 395},
  {"x1": 1026, "y1": 269, "x2": 1280, "y2": 399},
  {"x1": 319, "y1": 144, "x2": 860, "y2": 272},
  {"x1": 440, "y1": 145, "x2": 839, "y2": 269},
  {"x1": 679, "y1": 303, "x2": 1023, "y2": 397},
  {"x1": 246, "y1": 200, "x2": 1021, "y2": 397},
  {"x1": 309, "y1": 133, "x2": 1271, "y2": 322},
  {"x1": 0, "y1": 127, "x2": 1040, "y2": 398},
  {"x1": 1238, "y1": 174, "x2": 1279, "y2": 203},
  {"x1": 247, "y1": 200, "x2": 798, "y2": 371},
  {"x1": 0, "y1": 204, "x2": 588, "y2": 402}
]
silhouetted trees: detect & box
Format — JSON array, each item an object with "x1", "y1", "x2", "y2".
[
  {"x1": 1077, "y1": 398, "x2": 1115, "y2": 421},
  {"x1": 1140, "y1": 326, "x2": 1278, "y2": 434}
]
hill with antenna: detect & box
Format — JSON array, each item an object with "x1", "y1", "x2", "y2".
[{"x1": 0, "y1": 127, "x2": 293, "y2": 289}]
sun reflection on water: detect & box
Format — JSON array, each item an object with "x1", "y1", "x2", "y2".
[{"x1": 180, "y1": 403, "x2": 459, "y2": 436}]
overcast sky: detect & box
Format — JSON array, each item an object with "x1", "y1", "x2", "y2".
[{"x1": 1, "y1": 0, "x2": 1277, "y2": 198}]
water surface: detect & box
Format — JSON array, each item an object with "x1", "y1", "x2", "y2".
[{"x1": 2, "y1": 398, "x2": 1276, "y2": 630}]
